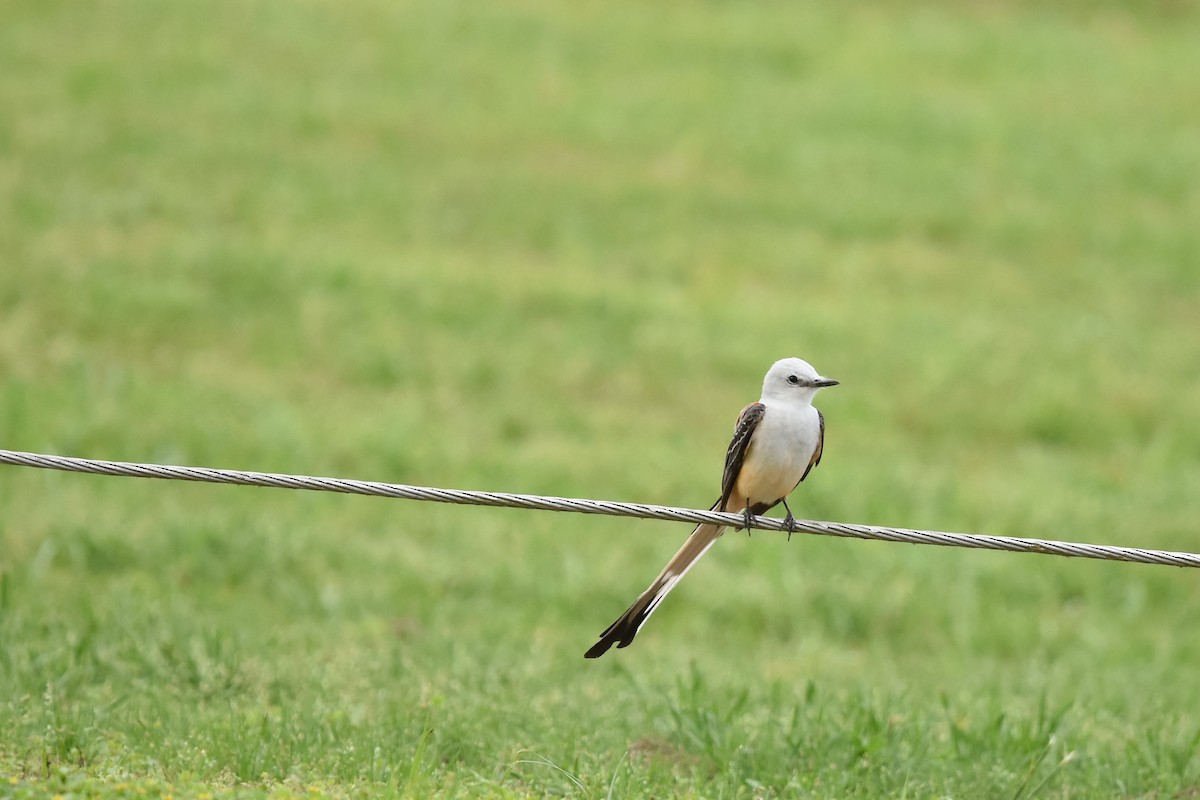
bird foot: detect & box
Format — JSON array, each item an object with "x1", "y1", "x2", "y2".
[
  {"x1": 743, "y1": 506, "x2": 754, "y2": 538},
  {"x1": 783, "y1": 512, "x2": 797, "y2": 542}
]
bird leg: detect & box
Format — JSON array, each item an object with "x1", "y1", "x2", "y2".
[
  {"x1": 743, "y1": 502, "x2": 754, "y2": 538},
  {"x1": 781, "y1": 498, "x2": 798, "y2": 541}
]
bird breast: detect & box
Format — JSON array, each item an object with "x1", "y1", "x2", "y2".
[{"x1": 734, "y1": 403, "x2": 821, "y2": 506}]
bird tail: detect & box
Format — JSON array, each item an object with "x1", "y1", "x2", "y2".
[{"x1": 583, "y1": 520, "x2": 725, "y2": 659}]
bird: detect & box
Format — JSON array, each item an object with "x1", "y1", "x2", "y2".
[{"x1": 584, "y1": 357, "x2": 837, "y2": 659}]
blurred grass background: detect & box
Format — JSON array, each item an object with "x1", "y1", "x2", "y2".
[{"x1": 2, "y1": 0, "x2": 1199, "y2": 797}]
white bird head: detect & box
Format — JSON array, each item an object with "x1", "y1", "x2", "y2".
[{"x1": 761, "y1": 357, "x2": 838, "y2": 403}]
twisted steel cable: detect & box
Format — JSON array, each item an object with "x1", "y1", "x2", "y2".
[{"x1": 1, "y1": 448, "x2": 1196, "y2": 569}]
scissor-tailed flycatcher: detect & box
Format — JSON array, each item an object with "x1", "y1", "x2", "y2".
[{"x1": 584, "y1": 357, "x2": 837, "y2": 659}]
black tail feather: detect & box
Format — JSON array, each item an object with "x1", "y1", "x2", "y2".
[
  {"x1": 584, "y1": 599, "x2": 652, "y2": 658},
  {"x1": 583, "y1": 519, "x2": 725, "y2": 659}
]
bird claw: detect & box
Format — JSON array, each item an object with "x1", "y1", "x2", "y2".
[
  {"x1": 743, "y1": 506, "x2": 754, "y2": 538},
  {"x1": 781, "y1": 498, "x2": 798, "y2": 541}
]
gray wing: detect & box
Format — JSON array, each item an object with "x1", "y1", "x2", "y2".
[
  {"x1": 718, "y1": 402, "x2": 765, "y2": 511},
  {"x1": 798, "y1": 409, "x2": 825, "y2": 483}
]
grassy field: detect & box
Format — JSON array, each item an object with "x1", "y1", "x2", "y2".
[{"x1": 3, "y1": 0, "x2": 1200, "y2": 797}]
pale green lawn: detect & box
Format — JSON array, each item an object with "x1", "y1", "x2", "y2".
[{"x1": 2, "y1": 1, "x2": 1199, "y2": 797}]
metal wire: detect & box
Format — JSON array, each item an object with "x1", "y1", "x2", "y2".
[{"x1": 1, "y1": 447, "x2": 1197, "y2": 569}]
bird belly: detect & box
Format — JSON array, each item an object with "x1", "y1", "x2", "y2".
[{"x1": 734, "y1": 406, "x2": 819, "y2": 507}]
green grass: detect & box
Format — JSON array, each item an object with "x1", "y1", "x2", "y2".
[{"x1": 3, "y1": 0, "x2": 1200, "y2": 797}]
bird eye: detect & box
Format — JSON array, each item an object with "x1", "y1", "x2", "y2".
[{"x1": 787, "y1": 374, "x2": 800, "y2": 385}]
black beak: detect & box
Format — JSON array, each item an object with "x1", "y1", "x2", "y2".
[{"x1": 813, "y1": 377, "x2": 839, "y2": 388}]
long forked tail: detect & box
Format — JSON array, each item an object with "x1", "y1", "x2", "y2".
[{"x1": 584, "y1": 521, "x2": 725, "y2": 658}]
